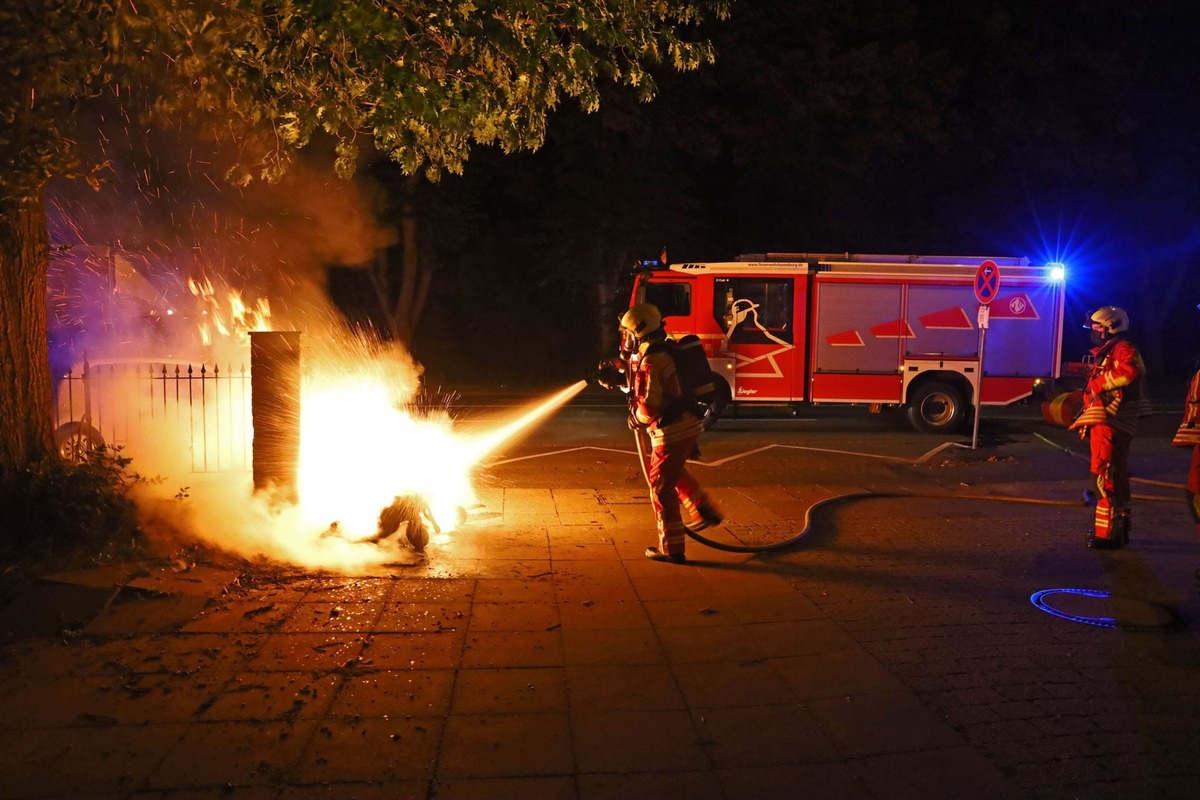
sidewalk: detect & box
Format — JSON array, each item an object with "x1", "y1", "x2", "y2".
[{"x1": 1, "y1": 439, "x2": 1198, "y2": 799}]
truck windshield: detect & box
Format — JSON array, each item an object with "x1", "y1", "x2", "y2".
[{"x1": 641, "y1": 281, "x2": 691, "y2": 317}]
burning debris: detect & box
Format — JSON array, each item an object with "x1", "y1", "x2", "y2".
[
  {"x1": 320, "y1": 494, "x2": 443, "y2": 554},
  {"x1": 370, "y1": 494, "x2": 440, "y2": 553}
]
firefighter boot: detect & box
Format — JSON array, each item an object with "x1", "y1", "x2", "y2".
[
  {"x1": 1086, "y1": 498, "x2": 1114, "y2": 549},
  {"x1": 1110, "y1": 509, "x2": 1131, "y2": 549},
  {"x1": 645, "y1": 547, "x2": 687, "y2": 564},
  {"x1": 690, "y1": 503, "x2": 724, "y2": 532}
]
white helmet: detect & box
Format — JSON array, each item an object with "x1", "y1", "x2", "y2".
[{"x1": 1087, "y1": 306, "x2": 1130, "y2": 336}]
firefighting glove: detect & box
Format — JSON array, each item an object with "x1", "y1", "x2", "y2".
[{"x1": 595, "y1": 360, "x2": 626, "y2": 392}]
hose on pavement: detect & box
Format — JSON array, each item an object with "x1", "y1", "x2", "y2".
[{"x1": 633, "y1": 428, "x2": 1183, "y2": 555}]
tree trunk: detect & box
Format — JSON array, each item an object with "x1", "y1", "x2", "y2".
[
  {"x1": 392, "y1": 175, "x2": 429, "y2": 347},
  {"x1": 0, "y1": 189, "x2": 56, "y2": 468},
  {"x1": 371, "y1": 175, "x2": 430, "y2": 348}
]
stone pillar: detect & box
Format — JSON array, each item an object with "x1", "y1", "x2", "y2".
[{"x1": 250, "y1": 331, "x2": 302, "y2": 501}]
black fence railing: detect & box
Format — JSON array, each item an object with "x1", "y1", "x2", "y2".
[{"x1": 54, "y1": 358, "x2": 252, "y2": 473}]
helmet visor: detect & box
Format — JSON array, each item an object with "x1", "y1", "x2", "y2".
[{"x1": 619, "y1": 327, "x2": 639, "y2": 356}]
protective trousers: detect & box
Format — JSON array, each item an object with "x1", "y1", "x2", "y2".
[
  {"x1": 1089, "y1": 424, "x2": 1133, "y2": 540},
  {"x1": 646, "y1": 431, "x2": 704, "y2": 558}
]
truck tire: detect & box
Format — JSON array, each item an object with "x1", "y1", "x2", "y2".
[
  {"x1": 906, "y1": 381, "x2": 967, "y2": 434},
  {"x1": 701, "y1": 373, "x2": 732, "y2": 430},
  {"x1": 56, "y1": 422, "x2": 104, "y2": 464}
]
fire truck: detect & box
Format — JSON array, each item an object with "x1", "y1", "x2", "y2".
[{"x1": 630, "y1": 252, "x2": 1066, "y2": 433}]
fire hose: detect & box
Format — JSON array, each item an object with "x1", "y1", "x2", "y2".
[{"x1": 631, "y1": 428, "x2": 1184, "y2": 555}]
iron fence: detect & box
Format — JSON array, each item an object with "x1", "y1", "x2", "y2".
[{"x1": 54, "y1": 358, "x2": 253, "y2": 473}]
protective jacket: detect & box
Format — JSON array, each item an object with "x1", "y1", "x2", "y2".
[
  {"x1": 1070, "y1": 336, "x2": 1148, "y2": 436},
  {"x1": 629, "y1": 341, "x2": 704, "y2": 446}
]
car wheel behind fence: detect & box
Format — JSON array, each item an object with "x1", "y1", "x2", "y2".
[{"x1": 56, "y1": 422, "x2": 105, "y2": 464}]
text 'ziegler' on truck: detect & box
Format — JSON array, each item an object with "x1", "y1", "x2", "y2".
[{"x1": 631, "y1": 252, "x2": 1067, "y2": 434}]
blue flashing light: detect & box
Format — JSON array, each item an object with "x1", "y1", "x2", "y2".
[{"x1": 1047, "y1": 262, "x2": 1066, "y2": 282}]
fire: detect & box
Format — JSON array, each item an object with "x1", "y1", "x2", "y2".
[
  {"x1": 126, "y1": 288, "x2": 585, "y2": 571},
  {"x1": 294, "y1": 368, "x2": 587, "y2": 541},
  {"x1": 295, "y1": 368, "x2": 474, "y2": 539},
  {"x1": 187, "y1": 276, "x2": 272, "y2": 346}
]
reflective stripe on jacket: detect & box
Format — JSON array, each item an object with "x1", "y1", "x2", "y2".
[
  {"x1": 631, "y1": 344, "x2": 703, "y2": 446},
  {"x1": 1084, "y1": 337, "x2": 1148, "y2": 435}
]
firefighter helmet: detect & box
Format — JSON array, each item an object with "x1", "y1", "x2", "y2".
[
  {"x1": 620, "y1": 304, "x2": 663, "y2": 342},
  {"x1": 1086, "y1": 306, "x2": 1130, "y2": 336}
]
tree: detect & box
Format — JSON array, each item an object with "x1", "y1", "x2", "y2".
[{"x1": 0, "y1": 0, "x2": 731, "y2": 468}]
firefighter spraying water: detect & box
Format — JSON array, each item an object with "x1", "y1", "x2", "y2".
[{"x1": 593, "y1": 303, "x2": 723, "y2": 563}]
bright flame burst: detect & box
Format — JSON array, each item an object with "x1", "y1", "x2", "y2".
[
  {"x1": 288, "y1": 362, "x2": 587, "y2": 556},
  {"x1": 188, "y1": 275, "x2": 272, "y2": 346},
  {"x1": 295, "y1": 366, "x2": 587, "y2": 541},
  {"x1": 296, "y1": 369, "x2": 473, "y2": 538},
  {"x1": 133, "y1": 287, "x2": 587, "y2": 571}
]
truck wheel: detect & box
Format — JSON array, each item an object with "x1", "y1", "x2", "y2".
[
  {"x1": 906, "y1": 381, "x2": 966, "y2": 434},
  {"x1": 56, "y1": 422, "x2": 104, "y2": 464},
  {"x1": 701, "y1": 373, "x2": 732, "y2": 430}
]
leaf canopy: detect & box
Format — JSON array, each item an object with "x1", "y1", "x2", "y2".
[{"x1": 98, "y1": 0, "x2": 729, "y2": 186}]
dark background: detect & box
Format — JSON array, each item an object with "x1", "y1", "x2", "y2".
[
  {"x1": 396, "y1": 1, "x2": 1200, "y2": 387},
  {"x1": 50, "y1": 1, "x2": 1200, "y2": 391}
]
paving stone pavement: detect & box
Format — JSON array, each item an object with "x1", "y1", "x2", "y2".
[{"x1": 1, "y1": 429, "x2": 1199, "y2": 800}]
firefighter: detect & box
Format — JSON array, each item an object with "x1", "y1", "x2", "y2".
[
  {"x1": 1069, "y1": 306, "x2": 1149, "y2": 548},
  {"x1": 618, "y1": 303, "x2": 722, "y2": 563}
]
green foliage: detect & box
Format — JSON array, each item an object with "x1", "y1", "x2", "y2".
[
  {"x1": 110, "y1": 0, "x2": 732, "y2": 185},
  {"x1": 0, "y1": 2, "x2": 117, "y2": 205},
  {"x1": 2, "y1": 0, "x2": 731, "y2": 200},
  {"x1": 0, "y1": 446, "x2": 144, "y2": 565}
]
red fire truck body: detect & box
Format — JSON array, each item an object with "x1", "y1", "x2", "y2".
[{"x1": 630, "y1": 253, "x2": 1066, "y2": 433}]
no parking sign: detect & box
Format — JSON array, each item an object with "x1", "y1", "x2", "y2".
[
  {"x1": 971, "y1": 260, "x2": 1000, "y2": 449},
  {"x1": 974, "y1": 259, "x2": 1000, "y2": 305}
]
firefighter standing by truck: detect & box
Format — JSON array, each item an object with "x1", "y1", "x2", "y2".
[
  {"x1": 599, "y1": 303, "x2": 722, "y2": 563},
  {"x1": 1069, "y1": 306, "x2": 1149, "y2": 549}
]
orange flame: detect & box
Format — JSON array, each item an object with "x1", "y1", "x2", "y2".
[
  {"x1": 188, "y1": 277, "x2": 272, "y2": 346},
  {"x1": 126, "y1": 295, "x2": 584, "y2": 569}
]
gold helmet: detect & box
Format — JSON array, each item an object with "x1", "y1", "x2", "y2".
[
  {"x1": 1087, "y1": 306, "x2": 1130, "y2": 336},
  {"x1": 619, "y1": 304, "x2": 663, "y2": 352}
]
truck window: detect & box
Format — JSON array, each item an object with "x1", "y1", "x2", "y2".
[
  {"x1": 641, "y1": 282, "x2": 691, "y2": 317},
  {"x1": 714, "y1": 277, "x2": 794, "y2": 345}
]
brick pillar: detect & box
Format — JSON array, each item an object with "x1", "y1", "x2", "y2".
[{"x1": 251, "y1": 331, "x2": 302, "y2": 501}]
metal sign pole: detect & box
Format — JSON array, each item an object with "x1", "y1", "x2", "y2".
[
  {"x1": 972, "y1": 305, "x2": 989, "y2": 450},
  {"x1": 971, "y1": 260, "x2": 999, "y2": 451}
]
